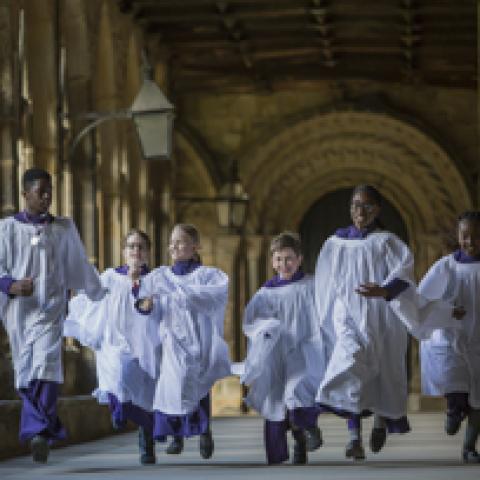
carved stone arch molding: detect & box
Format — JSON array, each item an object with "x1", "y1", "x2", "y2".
[
  {"x1": 240, "y1": 108, "x2": 472, "y2": 276},
  {"x1": 241, "y1": 109, "x2": 471, "y2": 234}
]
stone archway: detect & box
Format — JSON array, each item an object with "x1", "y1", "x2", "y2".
[
  {"x1": 239, "y1": 106, "x2": 472, "y2": 410},
  {"x1": 240, "y1": 108, "x2": 472, "y2": 277}
]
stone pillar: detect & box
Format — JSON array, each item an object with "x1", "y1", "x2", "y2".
[
  {"x1": 408, "y1": 232, "x2": 445, "y2": 411},
  {"x1": 94, "y1": 1, "x2": 121, "y2": 270},
  {"x1": 25, "y1": 1, "x2": 60, "y2": 212},
  {"x1": 0, "y1": 1, "x2": 18, "y2": 401},
  {"x1": 210, "y1": 234, "x2": 243, "y2": 415},
  {"x1": 0, "y1": 2, "x2": 18, "y2": 218}
]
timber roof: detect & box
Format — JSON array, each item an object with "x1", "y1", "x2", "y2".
[{"x1": 117, "y1": 0, "x2": 477, "y2": 92}]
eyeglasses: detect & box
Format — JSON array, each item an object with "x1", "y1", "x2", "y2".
[
  {"x1": 350, "y1": 202, "x2": 376, "y2": 213},
  {"x1": 125, "y1": 243, "x2": 147, "y2": 251}
]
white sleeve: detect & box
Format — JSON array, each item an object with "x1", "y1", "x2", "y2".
[
  {"x1": 178, "y1": 268, "x2": 228, "y2": 313},
  {"x1": 383, "y1": 234, "x2": 415, "y2": 285},
  {"x1": 64, "y1": 219, "x2": 106, "y2": 301},
  {"x1": 389, "y1": 256, "x2": 458, "y2": 339},
  {"x1": 64, "y1": 270, "x2": 111, "y2": 348}
]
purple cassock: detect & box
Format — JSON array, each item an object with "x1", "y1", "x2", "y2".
[
  {"x1": 262, "y1": 270, "x2": 320, "y2": 464},
  {"x1": 18, "y1": 380, "x2": 67, "y2": 444},
  {"x1": 315, "y1": 223, "x2": 411, "y2": 434},
  {"x1": 153, "y1": 259, "x2": 211, "y2": 441},
  {"x1": 443, "y1": 249, "x2": 480, "y2": 419}
]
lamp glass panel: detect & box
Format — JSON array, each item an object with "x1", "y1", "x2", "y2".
[{"x1": 133, "y1": 112, "x2": 173, "y2": 159}]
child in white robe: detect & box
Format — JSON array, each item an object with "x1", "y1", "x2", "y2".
[
  {"x1": 0, "y1": 168, "x2": 105, "y2": 463},
  {"x1": 315, "y1": 184, "x2": 459, "y2": 460},
  {"x1": 419, "y1": 211, "x2": 480, "y2": 463},
  {"x1": 64, "y1": 228, "x2": 160, "y2": 464},
  {"x1": 137, "y1": 223, "x2": 230, "y2": 459},
  {"x1": 240, "y1": 232, "x2": 324, "y2": 465}
]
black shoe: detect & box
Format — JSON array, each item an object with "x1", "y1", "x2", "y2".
[
  {"x1": 30, "y1": 435, "x2": 49, "y2": 463},
  {"x1": 445, "y1": 414, "x2": 462, "y2": 436},
  {"x1": 166, "y1": 436, "x2": 184, "y2": 455},
  {"x1": 140, "y1": 453, "x2": 156, "y2": 465},
  {"x1": 292, "y1": 431, "x2": 307, "y2": 465},
  {"x1": 305, "y1": 426, "x2": 323, "y2": 452},
  {"x1": 370, "y1": 427, "x2": 387, "y2": 453},
  {"x1": 345, "y1": 439, "x2": 365, "y2": 460},
  {"x1": 138, "y1": 427, "x2": 156, "y2": 464},
  {"x1": 463, "y1": 449, "x2": 480, "y2": 464},
  {"x1": 199, "y1": 430, "x2": 214, "y2": 459}
]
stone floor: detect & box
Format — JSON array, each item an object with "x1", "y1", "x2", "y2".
[{"x1": 1, "y1": 413, "x2": 478, "y2": 479}]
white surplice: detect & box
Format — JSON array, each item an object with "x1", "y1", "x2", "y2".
[
  {"x1": 240, "y1": 276, "x2": 325, "y2": 421},
  {"x1": 314, "y1": 232, "x2": 415, "y2": 419},
  {"x1": 315, "y1": 231, "x2": 457, "y2": 419},
  {"x1": 64, "y1": 268, "x2": 161, "y2": 411},
  {"x1": 0, "y1": 216, "x2": 104, "y2": 388},
  {"x1": 139, "y1": 266, "x2": 231, "y2": 415},
  {"x1": 419, "y1": 254, "x2": 480, "y2": 408}
]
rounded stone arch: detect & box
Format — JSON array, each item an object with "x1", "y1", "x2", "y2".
[{"x1": 240, "y1": 108, "x2": 472, "y2": 276}]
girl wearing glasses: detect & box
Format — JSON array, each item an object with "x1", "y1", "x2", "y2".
[
  {"x1": 419, "y1": 211, "x2": 480, "y2": 463},
  {"x1": 136, "y1": 223, "x2": 230, "y2": 460},
  {"x1": 64, "y1": 229, "x2": 159, "y2": 465},
  {"x1": 315, "y1": 184, "x2": 458, "y2": 460}
]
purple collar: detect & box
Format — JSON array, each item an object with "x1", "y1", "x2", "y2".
[
  {"x1": 263, "y1": 270, "x2": 305, "y2": 288},
  {"x1": 171, "y1": 259, "x2": 202, "y2": 276},
  {"x1": 14, "y1": 210, "x2": 54, "y2": 225},
  {"x1": 335, "y1": 223, "x2": 377, "y2": 240},
  {"x1": 115, "y1": 264, "x2": 150, "y2": 276},
  {"x1": 454, "y1": 250, "x2": 480, "y2": 264}
]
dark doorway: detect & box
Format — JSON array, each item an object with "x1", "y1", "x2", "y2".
[{"x1": 299, "y1": 187, "x2": 409, "y2": 274}]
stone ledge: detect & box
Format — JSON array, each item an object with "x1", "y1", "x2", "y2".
[{"x1": 0, "y1": 396, "x2": 129, "y2": 460}]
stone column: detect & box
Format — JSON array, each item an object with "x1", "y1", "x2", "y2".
[
  {"x1": 93, "y1": 1, "x2": 121, "y2": 269},
  {"x1": 25, "y1": 1, "x2": 60, "y2": 212},
  {"x1": 408, "y1": 232, "x2": 445, "y2": 411},
  {"x1": 0, "y1": 1, "x2": 18, "y2": 401},
  {"x1": 0, "y1": 2, "x2": 18, "y2": 218},
  {"x1": 210, "y1": 233, "x2": 243, "y2": 415}
]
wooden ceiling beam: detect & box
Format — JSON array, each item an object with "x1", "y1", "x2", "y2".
[
  {"x1": 171, "y1": 43, "x2": 475, "y2": 58},
  {"x1": 400, "y1": 0, "x2": 420, "y2": 71},
  {"x1": 214, "y1": 1, "x2": 271, "y2": 89},
  {"x1": 170, "y1": 65, "x2": 475, "y2": 88},
  {"x1": 308, "y1": 0, "x2": 336, "y2": 67}
]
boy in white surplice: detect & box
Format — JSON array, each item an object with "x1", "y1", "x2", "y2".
[
  {"x1": 0, "y1": 168, "x2": 105, "y2": 463},
  {"x1": 240, "y1": 232, "x2": 324, "y2": 465}
]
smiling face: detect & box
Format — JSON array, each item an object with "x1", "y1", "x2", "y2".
[
  {"x1": 271, "y1": 247, "x2": 302, "y2": 280},
  {"x1": 168, "y1": 226, "x2": 198, "y2": 262},
  {"x1": 123, "y1": 232, "x2": 149, "y2": 270},
  {"x1": 458, "y1": 219, "x2": 480, "y2": 258},
  {"x1": 23, "y1": 178, "x2": 52, "y2": 215},
  {"x1": 350, "y1": 190, "x2": 380, "y2": 230}
]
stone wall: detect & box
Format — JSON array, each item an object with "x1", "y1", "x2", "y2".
[
  {"x1": 0, "y1": 396, "x2": 125, "y2": 460},
  {"x1": 177, "y1": 81, "x2": 477, "y2": 188}
]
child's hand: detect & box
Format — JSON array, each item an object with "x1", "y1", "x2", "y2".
[
  {"x1": 452, "y1": 305, "x2": 466, "y2": 320},
  {"x1": 9, "y1": 278, "x2": 34, "y2": 296},
  {"x1": 355, "y1": 282, "x2": 388, "y2": 299}
]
